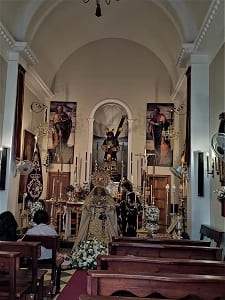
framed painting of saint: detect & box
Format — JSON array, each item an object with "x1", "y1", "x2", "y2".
[
  {"x1": 48, "y1": 101, "x2": 76, "y2": 164},
  {"x1": 146, "y1": 103, "x2": 174, "y2": 167}
]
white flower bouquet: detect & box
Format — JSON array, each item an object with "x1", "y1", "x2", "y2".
[
  {"x1": 29, "y1": 200, "x2": 45, "y2": 223},
  {"x1": 71, "y1": 237, "x2": 108, "y2": 270}
]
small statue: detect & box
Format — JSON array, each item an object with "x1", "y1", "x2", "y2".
[{"x1": 101, "y1": 115, "x2": 127, "y2": 174}]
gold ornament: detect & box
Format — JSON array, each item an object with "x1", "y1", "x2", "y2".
[{"x1": 91, "y1": 168, "x2": 111, "y2": 187}]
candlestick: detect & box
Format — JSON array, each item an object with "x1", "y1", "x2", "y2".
[
  {"x1": 172, "y1": 184, "x2": 176, "y2": 214},
  {"x1": 165, "y1": 184, "x2": 169, "y2": 227},
  {"x1": 137, "y1": 159, "x2": 139, "y2": 189}
]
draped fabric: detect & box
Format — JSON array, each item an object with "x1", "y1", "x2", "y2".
[
  {"x1": 13, "y1": 64, "x2": 26, "y2": 160},
  {"x1": 26, "y1": 140, "x2": 43, "y2": 201}
]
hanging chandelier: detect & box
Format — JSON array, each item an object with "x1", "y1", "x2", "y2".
[{"x1": 83, "y1": 0, "x2": 120, "y2": 17}]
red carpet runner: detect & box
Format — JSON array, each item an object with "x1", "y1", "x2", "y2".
[{"x1": 57, "y1": 270, "x2": 87, "y2": 300}]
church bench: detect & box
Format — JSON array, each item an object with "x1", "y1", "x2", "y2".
[
  {"x1": 112, "y1": 236, "x2": 211, "y2": 246},
  {"x1": 109, "y1": 241, "x2": 222, "y2": 260},
  {"x1": 23, "y1": 234, "x2": 62, "y2": 296},
  {"x1": 79, "y1": 295, "x2": 175, "y2": 300},
  {"x1": 0, "y1": 251, "x2": 30, "y2": 300},
  {"x1": 200, "y1": 224, "x2": 224, "y2": 247},
  {"x1": 97, "y1": 254, "x2": 225, "y2": 275},
  {"x1": 0, "y1": 240, "x2": 43, "y2": 296},
  {"x1": 87, "y1": 270, "x2": 225, "y2": 300}
]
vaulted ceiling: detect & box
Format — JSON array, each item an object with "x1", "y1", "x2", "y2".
[{"x1": 0, "y1": 0, "x2": 213, "y2": 90}]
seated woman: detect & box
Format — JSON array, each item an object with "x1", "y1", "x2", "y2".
[
  {"x1": 0, "y1": 211, "x2": 18, "y2": 241},
  {"x1": 26, "y1": 210, "x2": 57, "y2": 260},
  {"x1": 73, "y1": 185, "x2": 118, "y2": 250}
]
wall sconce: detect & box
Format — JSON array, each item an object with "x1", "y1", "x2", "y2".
[{"x1": 206, "y1": 152, "x2": 214, "y2": 177}]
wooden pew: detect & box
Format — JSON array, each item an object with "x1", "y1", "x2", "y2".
[
  {"x1": 97, "y1": 254, "x2": 225, "y2": 275},
  {"x1": 80, "y1": 295, "x2": 175, "y2": 300},
  {"x1": 87, "y1": 270, "x2": 225, "y2": 300},
  {"x1": 109, "y1": 242, "x2": 222, "y2": 260},
  {"x1": 23, "y1": 234, "x2": 62, "y2": 295},
  {"x1": 0, "y1": 240, "x2": 43, "y2": 296},
  {"x1": 0, "y1": 251, "x2": 30, "y2": 300},
  {"x1": 112, "y1": 236, "x2": 211, "y2": 246},
  {"x1": 200, "y1": 224, "x2": 224, "y2": 247}
]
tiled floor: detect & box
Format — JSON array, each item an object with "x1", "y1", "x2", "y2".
[{"x1": 43, "y1": 268, "x2": 76, "y2": 299}]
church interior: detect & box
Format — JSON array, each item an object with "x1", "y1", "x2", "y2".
[{"x1": 0, "y1": 0, "x2": 225, "y2": 299}]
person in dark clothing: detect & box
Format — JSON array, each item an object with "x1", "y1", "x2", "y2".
[
  {"x1": 120, "y1": 179, "x2": 142, "y2": 236},
  {"x1": 0, "y1": 211, "x2": 18, "y2": 241}
]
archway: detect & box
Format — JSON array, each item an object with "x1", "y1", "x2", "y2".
[{"x1": 87, "y1": 99, "x2": 133, "y2": 182}]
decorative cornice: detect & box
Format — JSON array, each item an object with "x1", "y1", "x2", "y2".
[
  {"x1": 0, "y1": 22, "x2": 38, "y2": 65},
  {"x1": 176, "y1": 43, "x2": 194, "y2": 68},
  {"x1": 25, "y1": 66, "x2": 54, "y2": 100},
  {"x1": 176, "y1": 0, "x2": 222, "y2": 67},
  {"x1": 194, "y1": 0, "x2": 221, "y2": 52}
]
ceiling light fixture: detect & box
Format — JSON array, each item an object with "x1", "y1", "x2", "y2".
[{"x1": 83, "y1": 0, "x2": 120, "y2": 17}]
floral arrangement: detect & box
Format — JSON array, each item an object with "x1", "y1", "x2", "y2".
[
  {"x1": 71, "y1": 237, "x2": 108, "y2": 270},
  {"x1": 66, "y1": 185, "x2": 75, "y2": 192},
  {"x1": 29, "y1": 200, "x2": 45, "y2": 223},
  {"x1": 216, "y1": 186, "x2": 225, "y2": 202},
  {"x1": 75, "y1": 186, "x2": 89, "y2": 201}
]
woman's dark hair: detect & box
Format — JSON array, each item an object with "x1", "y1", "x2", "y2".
[
  {"x1": 0, "y1": 211, "x2": 18, "y2": 231},
  {"x1": 0, "y1": 211, "x2": 18, "y2": 241},
  {"x1": 33, "y1": 210, "x2": 50, "y2": 225}
]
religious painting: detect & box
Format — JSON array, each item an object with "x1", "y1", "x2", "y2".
[
  {"x1": 23, "y1": 130, "x2": 35, "y2": 161},
  {"x1": 48, "y1": 101, "x2": 76, "y2": 164},
  {"x1": 146, "y1": 103, "x2": 174, "y2": 166},
  {"x1": 13, "y1": 64, "x2": 25, "y2": 161}
]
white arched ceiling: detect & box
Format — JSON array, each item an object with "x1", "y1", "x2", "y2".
[{"x1": 0, "y1": 0, "x2": 213, "y2": 88}]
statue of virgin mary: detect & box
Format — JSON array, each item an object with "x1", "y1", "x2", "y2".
[{"x1": 73, "y1": 170, "x2": 118, "y2": 250}]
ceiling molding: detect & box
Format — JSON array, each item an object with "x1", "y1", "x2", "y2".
[
  {"x1": 194, "y1": 0, "x2": 222, "y2": 52},
  {"x1": 0, "y1": 22, "x2": 38, "y2": 65},
  {"x1": 25, "y1": 66, "x2": 54, "y2": 101},
  {"x1": 176, "y1": 0, "x2": 222, "y2": 68}
]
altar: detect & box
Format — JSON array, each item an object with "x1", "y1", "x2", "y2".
[{"x1": 45, "y1": 199, "x2": 83, "y2": 240}]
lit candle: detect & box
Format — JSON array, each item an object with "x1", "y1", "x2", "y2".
[
  {"x1": 59, "y1": 181, "x2": 62, "y2": 199},
  {"x1": 144, "y1": 147, "x2": 146, "y2": 156},
  {"x1": 85, "y1": 152, "x2": 87, "y2": 182},
  {"x1": 150, "y1": 184, "x2": 153, "y2": 204},
  {"x1": 130, "y1": 152, "x2": 133, "y2": 175},
  {"x1": 52, "y1": 178, "x2": 55, "y2": 198}
]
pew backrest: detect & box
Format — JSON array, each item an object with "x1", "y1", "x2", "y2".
[
  {"x1": 112, "y1": 236, "x2": 211, "y2": 246},
  {"x1": 97, "y1": 254, "x2": 225, "y2": 275},
  {"x1": 0, "y1": 240, "x2": 41, "y2": 292},
  {"x1": 0, "y1": 251, "x2": 21, "y2": 300},
  {"x1": 109, "y1": 242, "x2": 223, "y2": 260},
  {"x1": 87, "y1": 270, "x2": 225, "y2": 300}
]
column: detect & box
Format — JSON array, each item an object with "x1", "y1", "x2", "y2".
[
  {"x1": 0, "y1": 51, "x2": 19, "y2": 212},
  {"x1": 188, "y1": 54, "x2": 211, "y2": 239}
]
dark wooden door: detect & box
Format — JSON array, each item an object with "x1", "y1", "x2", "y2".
[
  {"x1": 47, "y1": 171, "x2": 70, "y2": 200},
  {"x1": 146, "y1": 175, "x2": 171, "y2": 233}
]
